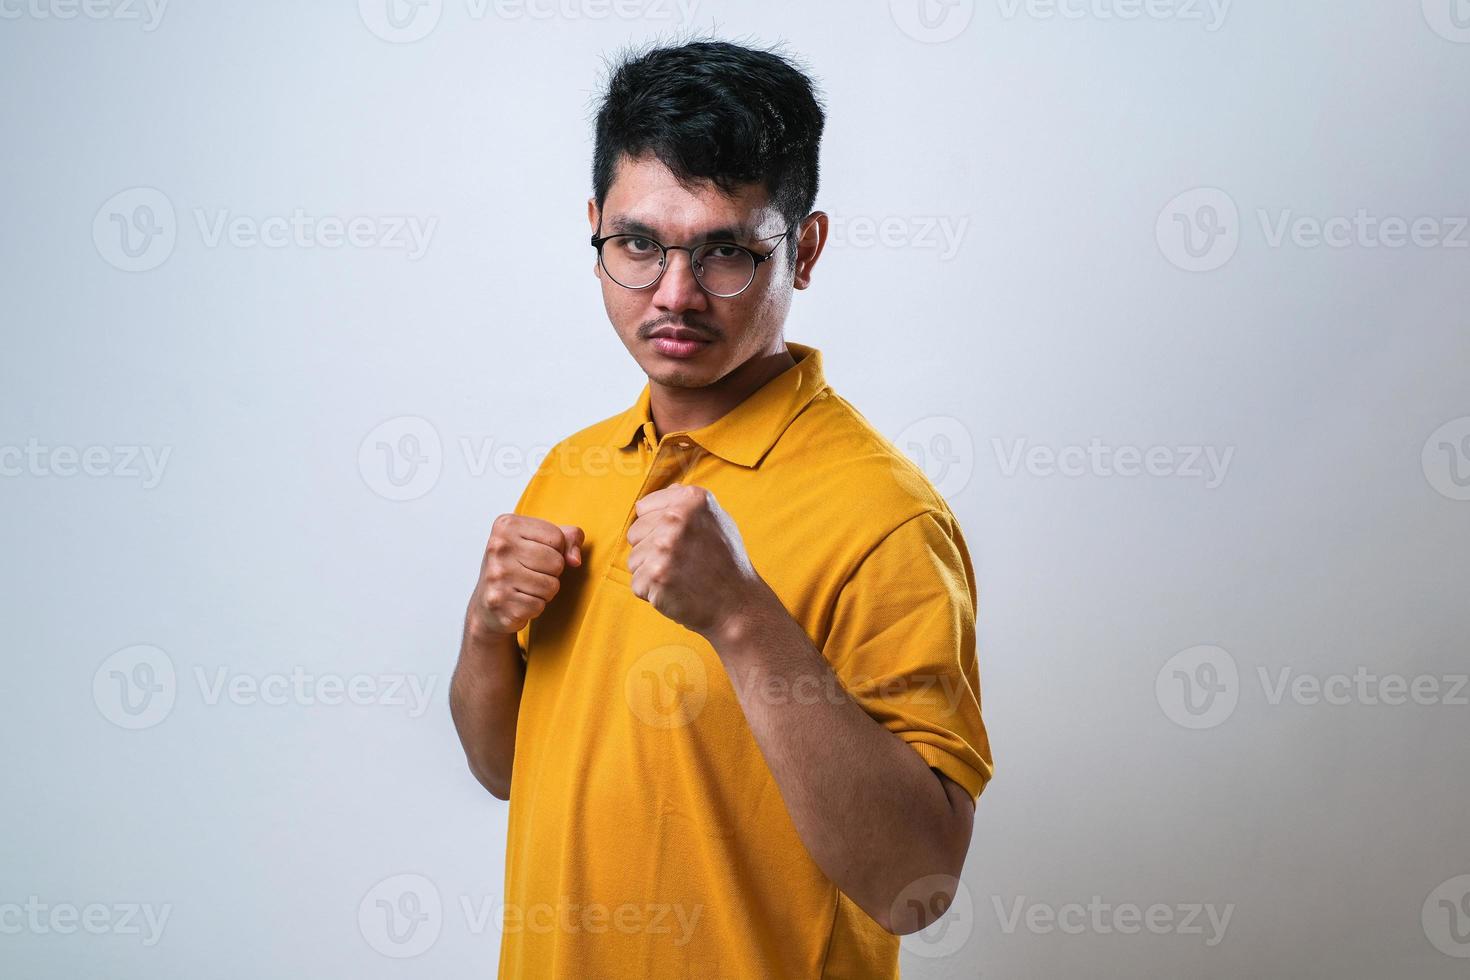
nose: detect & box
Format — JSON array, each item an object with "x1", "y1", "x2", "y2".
[{"x1": 650, "y1": 247, "x2": 709, "y2": 314}]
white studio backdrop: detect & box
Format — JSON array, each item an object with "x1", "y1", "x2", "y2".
[{"x1": 2, "y1": 2, "x2": 1469, "y2": 978}]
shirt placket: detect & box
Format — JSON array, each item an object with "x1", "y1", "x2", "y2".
[{"x1": 603, "y1": 425, "x2": 700, "y2": 584}]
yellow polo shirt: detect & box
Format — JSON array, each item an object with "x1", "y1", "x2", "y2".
[{"x1": 497, "y1": 341, "x2": 992, "y2": 979}]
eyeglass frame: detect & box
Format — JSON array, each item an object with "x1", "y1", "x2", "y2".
[{"x1": 590, "y1": 220, "x2": 793, "y2": 298}]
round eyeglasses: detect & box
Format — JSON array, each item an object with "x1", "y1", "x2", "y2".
[{"x1": 591, "y1": 225, "x2": 791, "y2": 298}]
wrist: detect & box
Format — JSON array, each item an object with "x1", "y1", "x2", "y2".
[
  {"x1": 704, "y1": 577, "x2": 778, "y2": 654},
  {"x1": 464, "y1": 606, "x2": 520, "y2": 651}
]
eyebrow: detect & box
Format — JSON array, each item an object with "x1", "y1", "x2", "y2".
[{"x1": 604, "y1": 216, "x2": 756, "y2": 243}]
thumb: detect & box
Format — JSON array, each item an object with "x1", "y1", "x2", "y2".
[{"x1": 559, "y1": 525, "x2": 585, "y2": 567}]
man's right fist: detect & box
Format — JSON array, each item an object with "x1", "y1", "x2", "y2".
[{"x1": 467, "y1": 514, "x2": 585, "y2": 638}]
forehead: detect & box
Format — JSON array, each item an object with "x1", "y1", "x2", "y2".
[{"x1": 602, "y1": 152, "x2": 774, "y2": 239}]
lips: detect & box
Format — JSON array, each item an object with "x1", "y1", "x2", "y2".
[
  {"x1": 648, "y1": 327, "x2": 712, "y2": 342},
  {"x1": 648, "y1": 329, "x2": 714, "y2": 359}
]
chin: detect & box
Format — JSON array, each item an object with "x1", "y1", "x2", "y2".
[{"x1": 649, "y1": 364, "x2": 717, "y2": 389}]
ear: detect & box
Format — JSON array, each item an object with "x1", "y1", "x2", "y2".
[
  {"x1": 588, "y1": 198, "x2": 602, "y2": 279},
  {"x1": 792, "y1": 211, "x2": 829, "y2": 290}
]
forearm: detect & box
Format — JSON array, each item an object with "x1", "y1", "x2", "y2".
[
  {"x1": 449, "y1": 615, "x2": 526, "y2": 800},
  {"x1": 709, "y1": 580, "x2": 968, "y2": 932}
]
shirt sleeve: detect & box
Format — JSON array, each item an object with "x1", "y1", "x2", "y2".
[{"x1": 822, "y1": 509, "x2": 993, "y2": 800}]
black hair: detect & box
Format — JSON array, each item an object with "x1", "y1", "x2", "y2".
[{"x1": 591, "y1": 37, "x2": 826, "y2": 265}]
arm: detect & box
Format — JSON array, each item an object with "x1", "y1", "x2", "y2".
[
  {"x1": 449, "y1": 622, "x2": 526, "y2": 801},
  {"x1": 450, "y1": 513, "x2": 584, "y2": 801},
  {"x1": 712, "y1": 579, "x2": 975, "y2": 934},
  {"x1": 626, "y1": 486, "x2": 983, "y2": 934}
]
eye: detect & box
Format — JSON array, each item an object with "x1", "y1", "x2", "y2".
[
  {"x1": 620, "y1": 236, "x2": 658, "y2": 255},
  {"x1": 702, "y1": 245, "x2": 744, "y2": 260}
]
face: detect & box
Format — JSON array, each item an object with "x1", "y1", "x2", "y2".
[{"x1": 589, "y1": 152, "x2": 824, "y2": 389}]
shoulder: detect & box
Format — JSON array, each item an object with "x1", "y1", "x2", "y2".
[{"x1": 777, "y1": 388, "x2": 960, "y2": 531}]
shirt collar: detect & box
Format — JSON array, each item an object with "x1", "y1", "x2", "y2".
[{"x1": 611, "y1": 341, "x2": 829, "y2": 469}]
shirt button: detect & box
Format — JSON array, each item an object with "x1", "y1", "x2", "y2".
[{"x1": 677, "y1": 441, "x2": 690, "y2": 449}]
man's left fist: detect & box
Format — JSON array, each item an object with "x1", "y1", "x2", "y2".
[{"x1": 626, "y1": 483, "x2": 763, "y2": 637}]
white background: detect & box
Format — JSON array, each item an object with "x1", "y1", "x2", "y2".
[{"x1": 2, "y1": 1, "x2": 1469, "y2": 977}]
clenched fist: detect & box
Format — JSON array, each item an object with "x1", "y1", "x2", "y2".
[
  {"x1": 467, "y1": 514, "x2": 584, "y2": 640},
  {"x1": 626, "y1": 483, "x2": 765, "y2": 638}
]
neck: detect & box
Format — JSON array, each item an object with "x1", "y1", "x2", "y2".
[{"x1": 649, "y1": 342, "x2": 797, "y2": 438}]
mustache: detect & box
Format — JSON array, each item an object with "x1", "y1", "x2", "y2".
[{"x1": 639, "y1": 317, "x2": 721, "y2": 341}]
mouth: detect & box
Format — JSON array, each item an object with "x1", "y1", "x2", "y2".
[{"x1": 647, "y1": 328, "x2": 715, "y2": 360}]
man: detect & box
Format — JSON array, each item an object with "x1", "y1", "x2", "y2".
[{"x1": 450, "y1": 38, "x2": 993, "y2": 979}]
